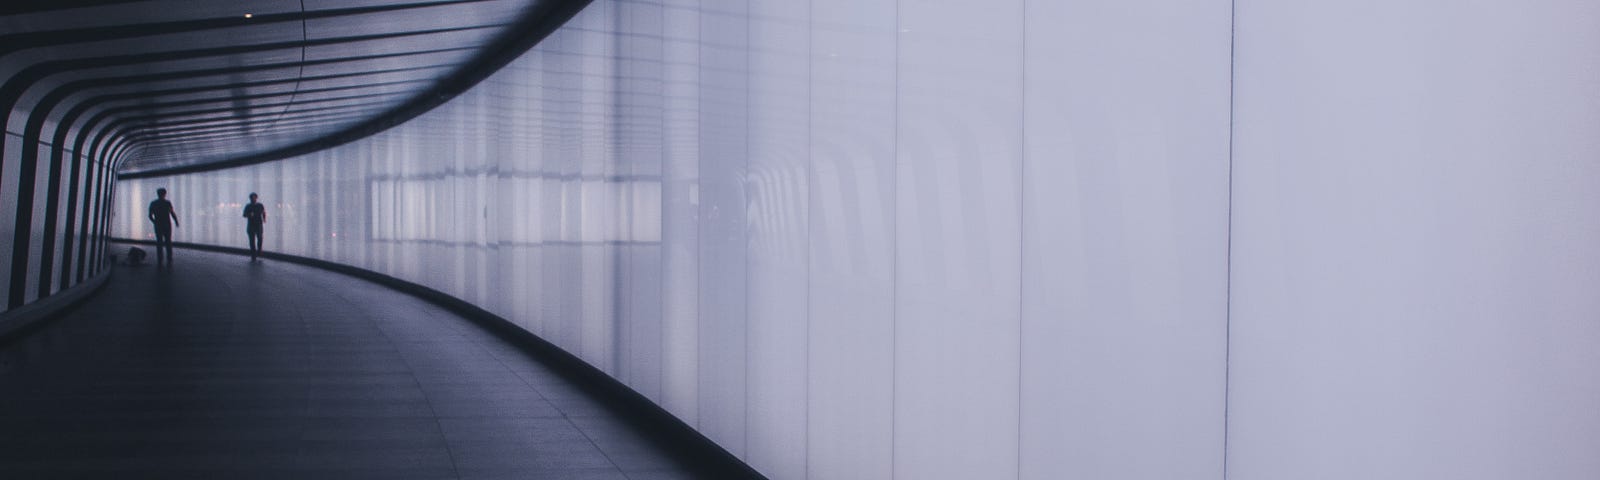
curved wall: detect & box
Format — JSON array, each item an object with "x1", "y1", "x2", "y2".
[
  {"x1": 111, "y1": 1, "x2": 1600, "y2": 479},
  {"x1": 1, "y1": 113, "x2": 117, "y2": 314}
]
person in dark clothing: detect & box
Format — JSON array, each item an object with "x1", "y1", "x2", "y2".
[
  {"x1": 242, "y1": 193, "x2": 267, "y2": 261},
  {"x1": 147, "y1": 188, "x2": 179, "y2": 266}
]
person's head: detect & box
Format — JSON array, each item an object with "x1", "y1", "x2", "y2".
[
  {"x1": 157, "y1": 188, "x2": 167, "y2": 198},
  {"x1": 249, "y1": 192, "x2": 258, "y2": 202}
]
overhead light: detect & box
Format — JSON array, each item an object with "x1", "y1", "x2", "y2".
[{"x1": 244, "y1": 13, "x2": 253, "y2": 19}]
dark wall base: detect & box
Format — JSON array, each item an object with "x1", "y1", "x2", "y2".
[
  {"x1": 0, "y1": 268, "x2": 112, "y2": 345},
  {"x1": 108, "y1": 238, "x2": 767, "y2": 480}
]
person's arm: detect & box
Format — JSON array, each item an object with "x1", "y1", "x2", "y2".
[
  {"x1": 262, "y1": 208, "x2": 267, "y2": 224},
  {"x1": 170, "y1": 209, "x2": 180, "y2": 228}
]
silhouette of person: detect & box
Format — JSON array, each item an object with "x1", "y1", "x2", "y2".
[
  {"x1": 147, "y1": 188, "x2": 179, "y2": 266},
  {"x1": 242, "y1": 193, "x2": 267, "y2": 261}
]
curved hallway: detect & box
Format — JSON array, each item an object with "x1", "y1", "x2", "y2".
[
  {"x1": 4, "y1": 1, "x2": 1598, "y2": 478},
  {"x1": 0, "y1": 247, "x2": 710, "y2": 479}
]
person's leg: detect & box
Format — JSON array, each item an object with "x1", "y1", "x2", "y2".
[
  {"x1": 154, "y1": 231, "x2": 169, "y2": 265},
  {"x1": 162, "y1": 228, "x2": 174, "y2": 264}
]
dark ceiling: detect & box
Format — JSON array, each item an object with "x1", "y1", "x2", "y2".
[{"x1": 1, "y1": 0, "x2": 589, "y2": 178}]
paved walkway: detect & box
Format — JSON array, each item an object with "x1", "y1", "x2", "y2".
[{"x1": 0, "y1": 248, "x2": 701, "y2": 479}]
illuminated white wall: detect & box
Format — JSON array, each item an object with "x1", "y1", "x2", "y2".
[
  {"x1": 1226, "y1": 1, "x2": 1600, "y2": 479},
  {"x1": 112, "y1": 1, "x2": 1600, "y2": 479}
]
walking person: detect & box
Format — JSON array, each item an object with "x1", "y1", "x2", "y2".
[
  {"x1": 148, "y1": 188, "x2": 179, "y2": 266},
  {"x1": 242, "y1": 193, "x2": 267, "y2": 261}
]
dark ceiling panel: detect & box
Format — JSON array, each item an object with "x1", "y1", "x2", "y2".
[
  {"x1": 1, "y1": 1, "x2": 302, "y2": 34},
  {"x1": 0, "y1": 1, "x2": 157, "y2": 16},
  {"x1": 1, "y1": 0, "x2": 592, "y2": 178}
]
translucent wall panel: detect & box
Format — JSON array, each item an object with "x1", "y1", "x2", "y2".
[
  {"x1": 657, "y1": 0, "x2": 702, "y2": 426},
  {"x1": 893, "y1": 0, "x2": 1023, "y2": 477},
  {"x1": 1019, "y1": 1, "x2": 1232, "y2": 479},
  {"x1": 745, "y1": 1, "x2": 810, "y2": 477},
  {"x1": 614, "y1": 0, "x2": 667, "y2": 404},
  {"x1": 695, "y1": 0, "x2": 750, "y2": 458},
  {"x1": 805, "y1": 0, "x2": 896, "y2": 478},
  {"x1": 1228, "y1": 2, "x2": 1600, "y2": 479}
]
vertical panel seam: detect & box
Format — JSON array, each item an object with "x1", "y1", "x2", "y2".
[
  {"x1": 890, "y1": 0, "x2": 901, "y2": 477},
  {"x1": 742, "y1": 0, "x2": 752, "y2": 457},
  {"x1": 803, "y1": 0, "x2": 814, "y2": 477},
  {"x1": 1223, "y1": 0, "x2": 1237, "y2": 479},
  {"x1": 1015, "y1": 0, "x2": 1027, "y2": 478},
  {"x1": 657, "y1": 0, "x2": 669, "y2": 425}
]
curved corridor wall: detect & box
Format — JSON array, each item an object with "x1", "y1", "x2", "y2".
[
  {"x1": 111, "y1": 1, "x2": 1600, "y2": 479},
  {"x1": 114, "y1": 0, "x2": 1234, "y2": 477}
]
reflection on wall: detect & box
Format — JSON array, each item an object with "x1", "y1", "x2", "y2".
[{"x1": 112, "y1": 0, "x2": 1600, "y2": 479}]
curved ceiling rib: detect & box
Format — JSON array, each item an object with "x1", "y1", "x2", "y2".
[
  {"x1": 0, "y1": 0, "x2": 592, "y2": 180},
  {"x1": 256, "y1": 0, "x2": 311, "y2": 143}
]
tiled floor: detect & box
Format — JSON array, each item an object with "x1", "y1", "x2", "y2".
[{"x1": 0, "y1": 249, "x2": 702, "y2": 479}]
